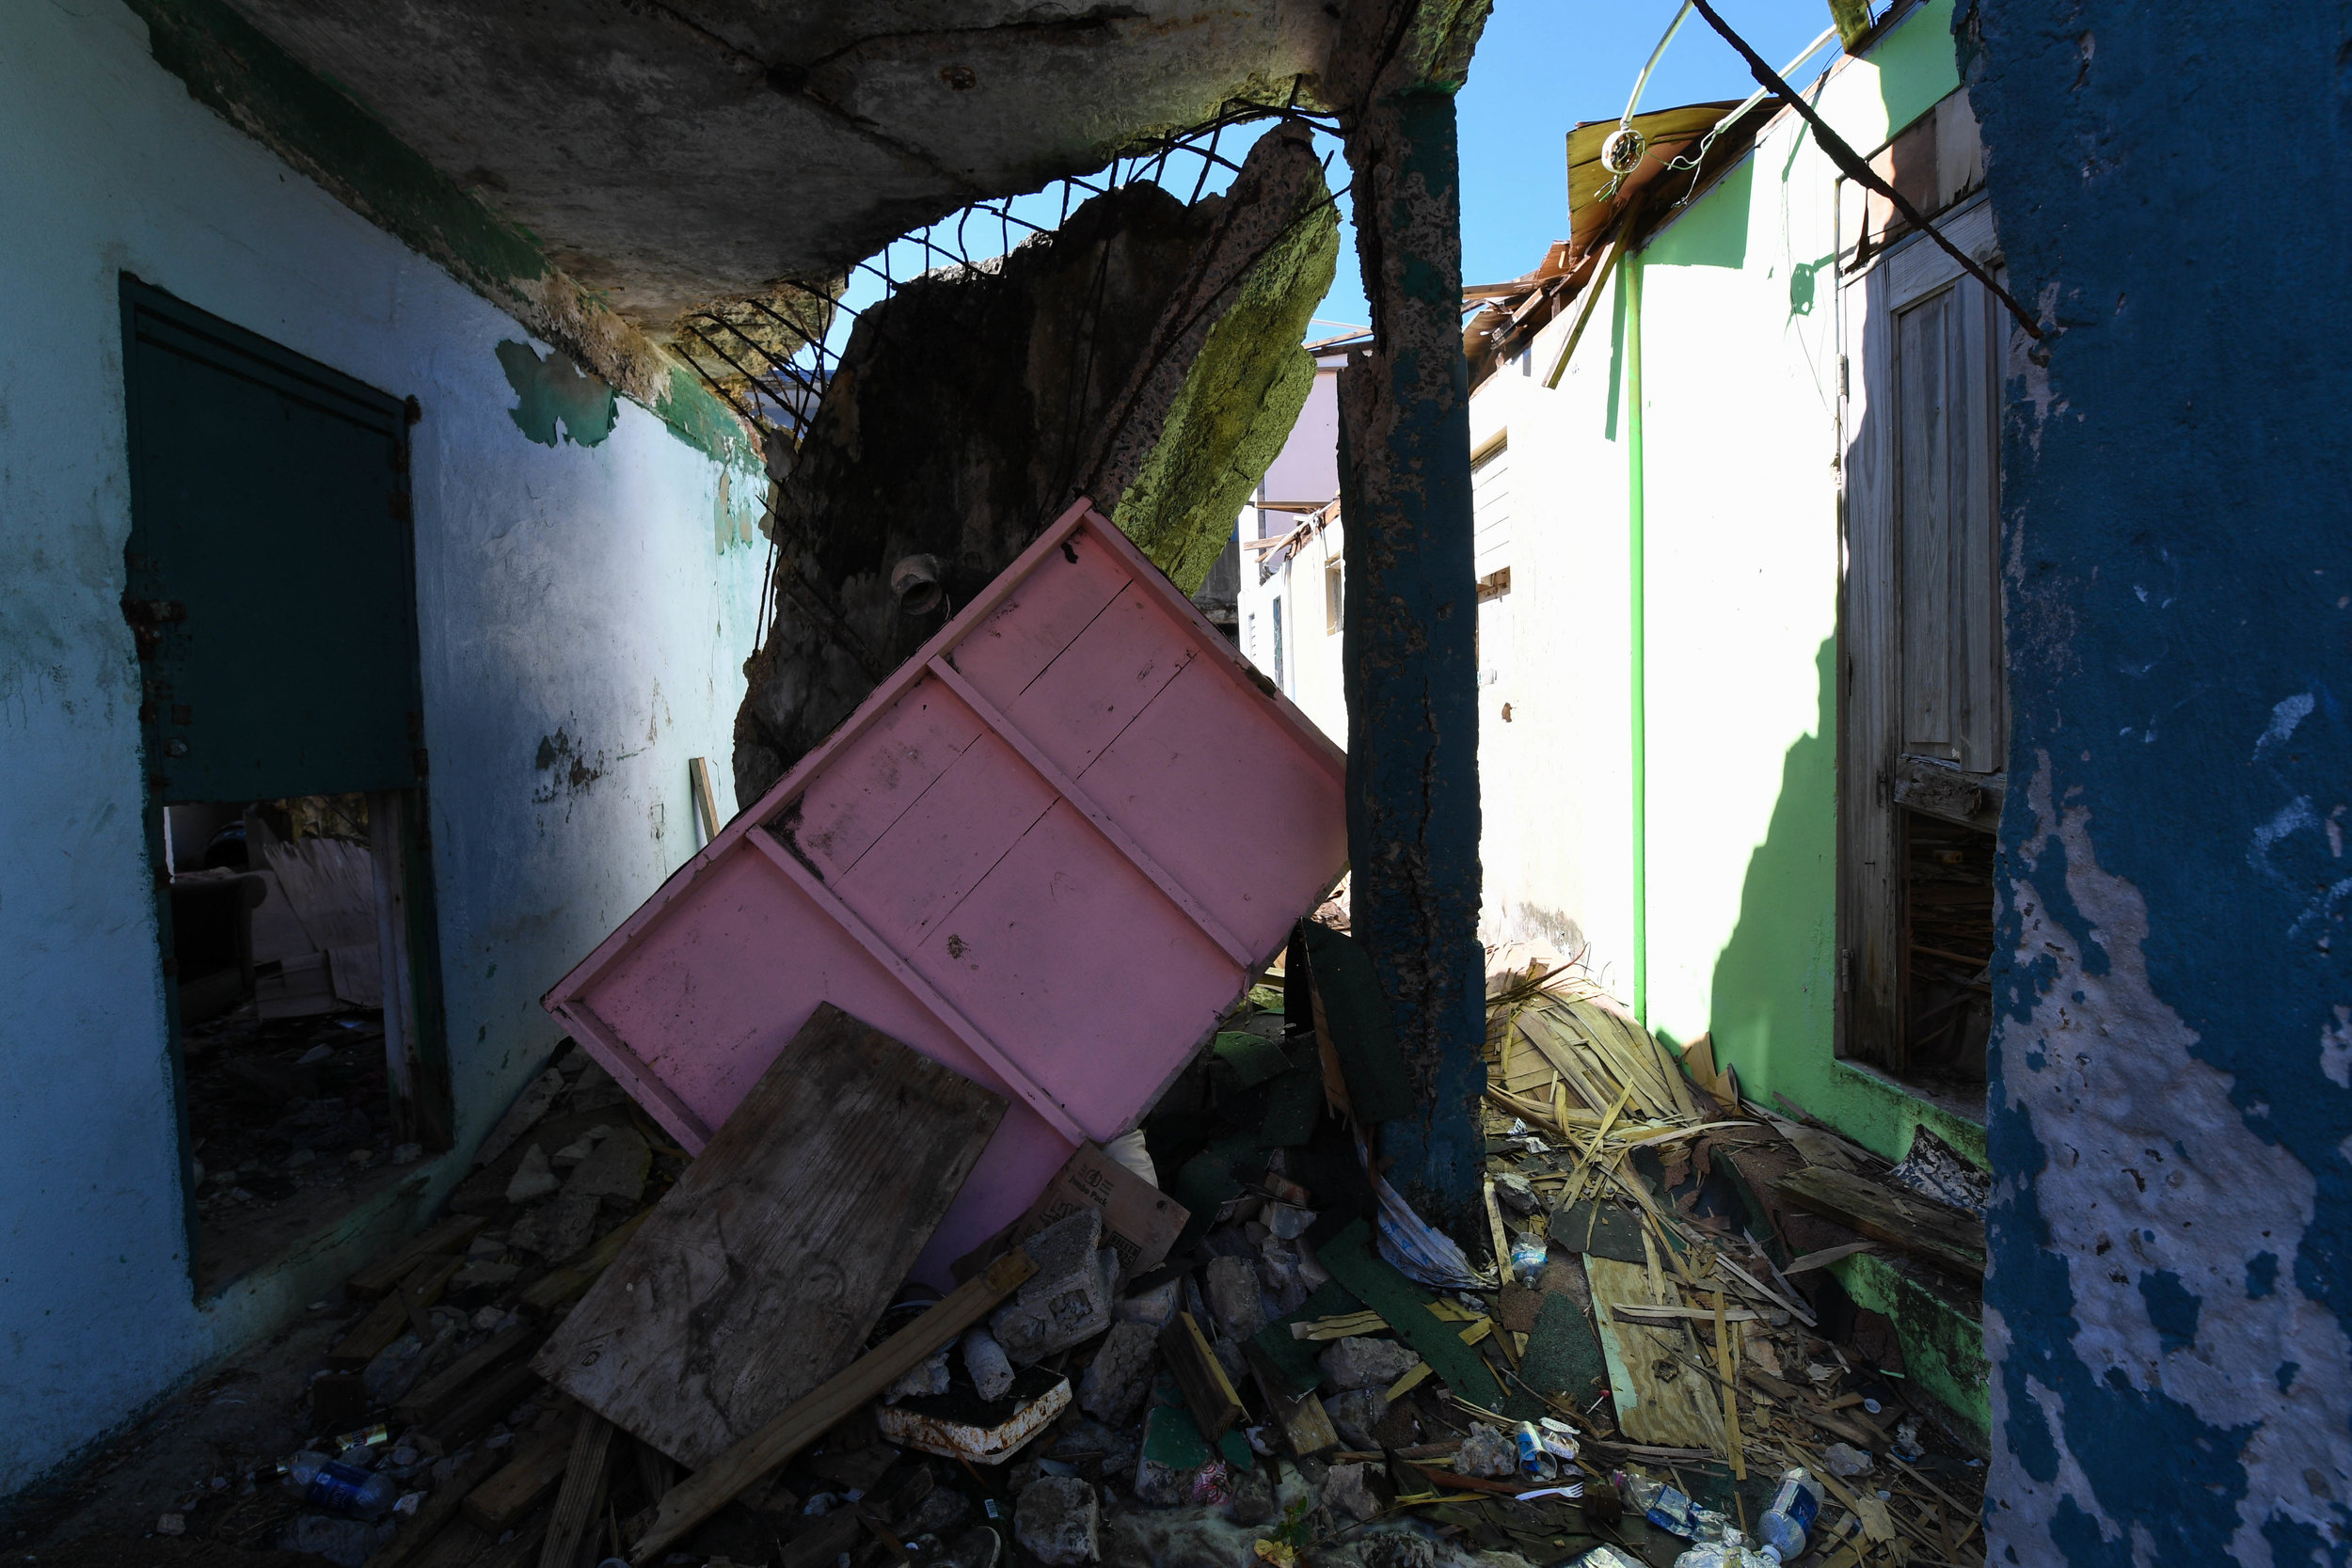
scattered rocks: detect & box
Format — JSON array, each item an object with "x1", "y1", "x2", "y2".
[
  {"x1": 1820, "y1": 1441, "x2": 1875, "y2": 1477},
  {"x1": 1492, "y1": 1172, "x2": 1538, "y2": 1217},
  {"x1": 564, "y1": 1127, "x2": 649, "y2": 1203},
  {"x1": 503, "y1": 1143, "x2": 559, "y2": 1205},
  {"x1": 1203, "y1": 1255, "x2": 1266, "y2": 1341},
  {"x1": 936, "y1": 1525, "x2": 1002, "y2": 1568},
  {"x1": 1455, "y1": 1423, "x2": 1518, "y2": 1480},
  {"x1": 1359, "y1": 1532, "x2": 1437, "y2": 1568},
  {"x1": 154, "y1": 1513, "x2": 185, "y2": 1536},
  {"x1": 1014, "y1": 1474, "x2": 1101, "y2": 1566},
  {"x1": 962, "y1": 1325, "x2": 1015, "y2": 1401},
  {"x1": 1224, "y1": 1463, "x2": 1276, "y2": 1526},
  {"x1": 885, "y1": 1344, "x2": 952, "y2": 1403},
  {"x1": 1324, "y1": 1388, "x2": 1390, "y2": 1450},
  {"x1": 1320, "y1": 1462, "x2": 1385, "y2": 1523},
  {"x1": 509, "y1": 1192, "x2": 598, "y2": 1259},
  {"x1": 1319, "y1": 1336, "x2": 1419, "y2": 1391},
  {"x1": 1078, "y1": 1321, "x2": 1157, "y2": 1424},
  {"x1": 1117, "y1": 1278, "x2": 1184, "y2": 1329}
]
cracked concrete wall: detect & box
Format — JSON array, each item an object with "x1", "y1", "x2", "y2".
[
  {"x1": 1963, "y1": 2, "x2": 2352, "y2": 1560},
  {"x1": 0, "y1": 0, "x2": 764, "y2": 1503},
  {"x1": 733, "y1": 130, "x2": 1334, "y2": 804}
]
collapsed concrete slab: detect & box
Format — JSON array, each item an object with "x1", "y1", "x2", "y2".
[{"x1": 732, "y1": 126, "x2": 1335, "y2": 803}]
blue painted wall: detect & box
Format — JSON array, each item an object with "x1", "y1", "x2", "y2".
[{"x1": 1965, "y1": 2, "x2": 2352, "y2": 1558}]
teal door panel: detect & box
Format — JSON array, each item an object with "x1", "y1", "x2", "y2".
[{"x1": 121, "y1": 279, "x2": 421, "y2": 803}]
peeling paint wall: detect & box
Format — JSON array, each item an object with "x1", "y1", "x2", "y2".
[
  {"x1": 0, "y1": 0, "x2": 763, "y2": 1501},
  {"x1": 1963, "y1": 2, "x2": 2352, "y2": 1560}
]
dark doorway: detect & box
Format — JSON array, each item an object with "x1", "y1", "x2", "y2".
[{"x1": 120, "y1": 277, "x2": 451, "y2": 1295}]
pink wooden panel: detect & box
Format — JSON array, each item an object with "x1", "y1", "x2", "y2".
[
  {"x1": 830, "y1": 716, "x2": 1060, "y2": 950},
  {"x1": 546, "y1": 499, "x2": 1347, "y2": 1289},
  {"x1": 950, "y1": 530, "x2": 1132, "y2": 705},
  {"x1": 1004, "y1": 582, "x2": 1200, "y2": 780},
  {"x1": 1078, "y1": 655, "x2": 1351, "y2": 959},
  {"x1": 906, "y1": 799, "x2": 1237, "y2": 1138},
  {"x1": 784, "y1": 684, "x2": 984, "y2": 879}
]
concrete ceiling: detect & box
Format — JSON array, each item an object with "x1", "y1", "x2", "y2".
[{"x1": 222, "y1": 0, "x2": 1339, "y2": 331}]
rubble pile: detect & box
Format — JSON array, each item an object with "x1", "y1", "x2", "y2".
[{"x1": 25, "y1": 948, "x2": 1985, "y2": 1568}]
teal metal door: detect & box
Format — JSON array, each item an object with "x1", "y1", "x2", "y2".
[{"x1": 120, "y1": 278, "x2": 421, "y2": 802}]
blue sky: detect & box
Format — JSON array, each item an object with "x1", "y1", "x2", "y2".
[{"x1": 1315, "y1": 0, "x2": 1847, "y2": 335}]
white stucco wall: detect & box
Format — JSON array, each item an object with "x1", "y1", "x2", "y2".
[{"x1": 0, "y1": 0, "x2": 766, "y2": 1497}]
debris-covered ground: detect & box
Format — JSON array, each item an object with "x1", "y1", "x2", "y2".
[{"x1": 14, "y1": 949, "x2": 1984, "y2": 1568}]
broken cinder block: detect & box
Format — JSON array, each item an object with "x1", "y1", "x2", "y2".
[{"x1": 989, "y1": 1209, "x2": 1110, "y2": 1365}]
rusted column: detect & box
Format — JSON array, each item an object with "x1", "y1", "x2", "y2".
[{"x1": 1334, "y1": 7, "x2": 1488, "y2": 1233}]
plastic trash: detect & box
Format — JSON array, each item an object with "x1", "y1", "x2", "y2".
[
  {"x1": 1515, "y1": 1422, "x2": 1558, "y2": 1481},
  {"x1": 1674, "y1": 1528, "x2": 1780, "y2": 1568},
  {"x1": 281, "y1": 1451, "x2": 397, "y2": 1519},
  {"x1": 1510, "y1": 1233, "x2": 1549, "y2": 1282},
  {"x1": 1757, "y1": 1468, "x2": 1824, "y2": 1561},
  {"x1": 1618, "y1": 1471, "x2": 1717, "y2": 1538},
  {"x1": 1570, "y1": 1550, "x2": 1647, "y2": 1568}
]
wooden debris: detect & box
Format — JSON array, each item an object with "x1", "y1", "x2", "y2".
[
  {"x1": 538, "y1": 1413, "x2": 617, "y2": 1568},
  {"x1": 1159, "y1": 1311, "x2": 1246, "y2": 1442},
  {"x1": 1773, "y1": 1165, "x2": 1986, "y2": 1278},
  {"x1": 393, "y1": 1323, "x2": 540, "y2": 1427},
  {"x1": 330, "y1": 1257, "x2": 463, "y2": 1369},
  {"x1": 348, "y1": 1215, "x2": 490, "y2": 1297},
  {"x1": 628, "y1": 1251, "x2": 1036, "y2": 1564},
  {"x1": 1245, "y1": 1341, "x2": 1339, "y2": 1457},
  {"x1": 514, "y1": 1210, "x2": 648, "y2": 1314},
  {"x1": 536, "y1": 1005, "x2": 1008, "y2": 1467},
  {"x1": 463, "y1": 1413, "x2": 581, "y2": 1531},
  {"x1": 419, "y1": 1361, "x2": 541, "y2": 1453},
  {"x1": 361, "y1": 1445, "x2": 506, "y2": 1568}
]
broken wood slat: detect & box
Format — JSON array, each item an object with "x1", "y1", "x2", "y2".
[
  {"x1": 361, "y1": 1445, "x2": 507, "y2": 1568},
  {"x1": 1582, "y1": 1255, "x2": 1726, "y2": 1452},
  {"x1": 1772, "y1": 1165, "x2": 1985, "y2": 1278},
  {"x1": 405, "y1": 1521, "x2": 491, "y2": 1568},
  {"x1": 1159, "y1": 1311, "x2": 1245, "y2": 1442},
  {"x1": 628, "y1": 1250, "x2": 1035, "y2": 1566},
  {"x1": 463, "y1": 1412, "x2": 581, "y2": 1531},
  {"x1": 778, "y1": 1512, "x2": 863, "y2": 1568},
  {"x1": 394, "y1": 1323, "x2": 541, "y2": 1426},
  {"x1": 1243, "y1": 1341, "x2": 1338, "y2": 1458},
  {"x1": 421, "y1": 1361, "x2": 542, "y2": 1453},
  {"x1": 330, "y1": 1257, "x2": 465, "y2": 1370},
  {"x1": 537, "y1": 1006, "x2": 1008, "y2": 1469},
  {"x1": 688, "y1": 755, "x2": 722, "y2": 841},
  {"x1": 469, "y1": 1516, "x2": 548, "y2": 1568},
  {"x1": 1783, "y1": 1240, "x2": 1879, "y2": 1275},
  {"x1": 514, "y1": 1210, "x2": 649, "y2": 1314},
  {"x1": 538, "y1": 1413, "x2": 617, "y2": 1568},
  {"x1": 1606, "y1": 1304, "x2": 1762, "y2": 1326},
  {"x1": 349, "y1": 1215, "x2": 490, "y2": 1297}
]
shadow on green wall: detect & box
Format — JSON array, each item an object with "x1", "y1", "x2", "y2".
[
  {"x1": 1705, "y1": 634, "x2": 1838, "y2": 1103},
  {"x1": 1645, "y1": 158, "x2": 1752, "y2": 273}
]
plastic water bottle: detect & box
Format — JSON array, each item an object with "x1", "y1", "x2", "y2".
[
  {"x1": 1515, "y1": 1421, "x2": 1558, "y2": 1481},
  {"x1": 1511, "y1": 1233, "x2": 1549, "y2": 1281},
  {"x1": 1758, "y1": 1467, "x2": 1824, "y2": 1560},
  {"x1": 282, "y1": 1450, "x2": 397, "y2": 1519}
]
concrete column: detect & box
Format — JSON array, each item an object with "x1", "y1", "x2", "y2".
[{"x1": 1337, "y1": 85, "x2": 1485, "y2": 1233}]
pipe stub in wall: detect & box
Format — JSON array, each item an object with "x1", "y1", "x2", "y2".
[{"x1": 891, "y1": 554, "x2": 946, "y2": 615}]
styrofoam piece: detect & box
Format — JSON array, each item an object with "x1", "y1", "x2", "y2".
[{"x1": 542, "y1": 500, "x2": 1346, "y2": 1282}]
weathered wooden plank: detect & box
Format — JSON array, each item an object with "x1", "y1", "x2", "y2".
[
  {"x1": 362, "y1": 1446, "x2": 506, "y2": 1568},
  {"x1": 1582, "y1": 1256, "x2": 1726, "y2": 1452},
  {"x1": 1772, "y1": 1165, "x2": 1984, "y2": 1278},
  {"x1": 395, "y1": 1324, "x2": 541, "y2": 1427},
  {"x1": 1159, "y1": 1311, "x2": 1245, "y2": 1442},
  {"x1": 628, "y1": 1251, "x2": 1035, "y2": 1565},
  {"x1": 331, "y1": 1257, "x2": 464, "y2": 1370},
  {"x1": 534, "y1": 1005, "x2": 1007, "y2": 1468},
  {"x1": 349, "y1": 1214, "x2": 490, "y2": 1297},
  {"x1": 538, "y1": 1413, "x2": 616, "y2": 1568},
  {"x1": 463, "y1": 1412, "x2": 580, "y2": 1531},
  {"x1": 514, "y1": 1211, "x2": 648, "y2": 1315}
]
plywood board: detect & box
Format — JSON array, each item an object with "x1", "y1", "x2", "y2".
[
  {"x1": 534, "y1": 1005, "x2": 1006, "y2": 1467},
  {"x1": 1582, "y1": 1255, "x2": 1726, "y2": 1452}
]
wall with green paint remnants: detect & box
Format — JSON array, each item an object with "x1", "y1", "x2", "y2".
[
  {"x1": 0, "y1": 0, "x2": 767, "y2": 1502},
  {"x1": 1459, "y1": 1, "x2": 1986, "y2": 1166}
]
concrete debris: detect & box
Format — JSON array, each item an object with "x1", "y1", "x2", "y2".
[
  {"x1": 1323, "y1": 1388, "x2": 1391, "y2": 1450},
  {"x1": 961, "y1": 1325, "x2": 1016, "y2": 1402},
  {"x1": 1320, "y1": 1462, "x2": 1386, "y2": 1523},
  {"x1": 1359, "y1": 1531, "x2": 1438, "y2": 1568},
  {"x1": 1318, "y1": 1336, "x2": 1419, "y2": 1391},
  {"x1": 1203, "y1": 1255, "x2": 1267, "y2": 1342},
  {"x1": 1078, "y1": 1321, "x2": 1158, "y2": 1425},
  {"x1": 884, "y1": 1344, "x2": 953, "y2": 1404},
  {"x1": 1116, "y1": 1279, "x2": 1184, "y2": 1329},
  {"x1": 990, "y1": 1209, "x2": 1113, "y2": 1365},
  {"x1": 502, "y1": 1143, "x2": 559, "y2": 1205},
  {"x1": 1454, "y1": 1423, "x2": 1518, "y2": 1480},
  {"x1": 1014, "y1": 1474, "x2": 1101, "y2": 1566}
]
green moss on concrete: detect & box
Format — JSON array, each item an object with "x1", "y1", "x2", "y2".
[
  {"x1": 1835, "y1": 1251, "x2": 1989, "y2": 1451},
  {"x1": 123, "y1": 0, "x2": 753, "y2": 468},
  {"x1": 1113, "y1": 197, "x2": 1339, "y2": 594}
]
